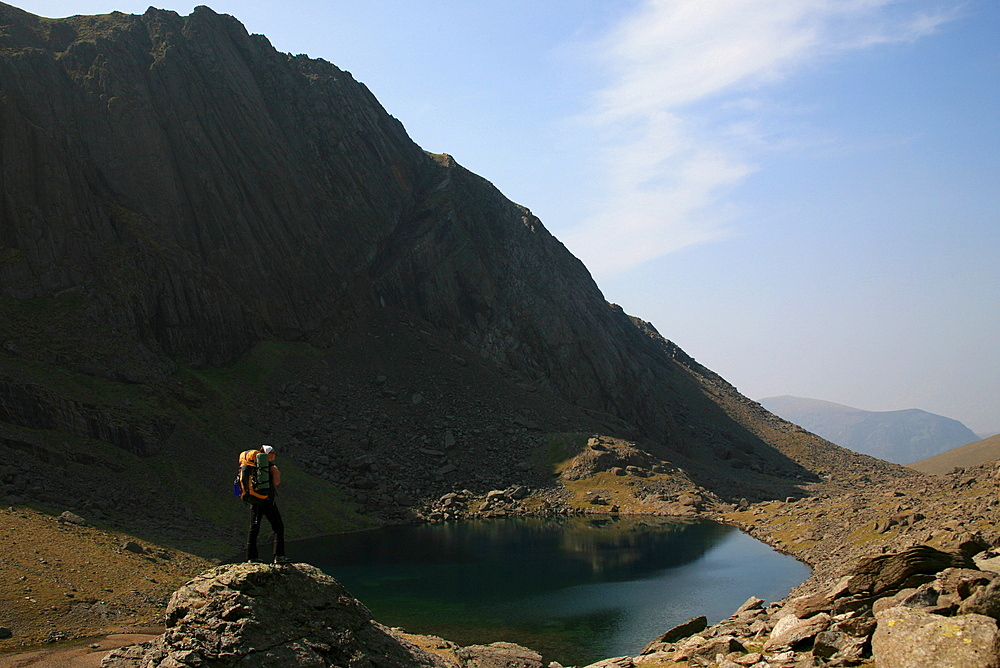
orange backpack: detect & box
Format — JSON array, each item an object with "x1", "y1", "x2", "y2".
[{"x1": 235, "y1": 449, "x2": 272, "y2": 502}]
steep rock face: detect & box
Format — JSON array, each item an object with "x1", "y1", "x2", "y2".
[{"x1": 0, "y1": 2, "x2": 898, "y2": 499}]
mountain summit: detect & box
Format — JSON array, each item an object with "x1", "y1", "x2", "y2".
[{"x1": 759, "y1": 395, "x2": 978, "y2": 465}]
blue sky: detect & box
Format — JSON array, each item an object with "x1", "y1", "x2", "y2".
[{"x1": 15, "y1": 1, "x2": 1000, "y2": 433}]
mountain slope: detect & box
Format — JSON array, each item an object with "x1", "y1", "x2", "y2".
[
  {"x1": 759, "y1": 395, "x2": 979, "y2": 464},
  {"x1": 0, "y1": 3, "x2": 907, "y2": 549},
  {"x1": 908, "y1": 433, "x2": 1000, "y2": 475}
]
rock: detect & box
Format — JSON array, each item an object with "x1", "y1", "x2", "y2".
[
  {"x1": 812, "y1": 629, "x2": 867, "y2": 662},
  {"x1": 961, "y1": 578, "x2": 1000, "y2": 619},
  {"x1": 873, "y1": 585, "x2": 942, "y2": 615},
  {"x1": 784, "y1": 591, "x2": 832, "y2": 618},
  {"x1": 58, "y1": 511, "x2": 87, "y2": 526},
  {"x1": 582, "y1": 658, "x2": 633, "y2": 668},
  {"x1": 674, "y1": 635, "x2": 743, "y2": 662},
  {"x1": 937, "y1": 567, "x2": 995, "y2": 600},
  {"x1": 640, "y1": 615, "x2": 707, "y2": 653},
  {"x1": 873, "y1": 606, "x2": 1000, "y2": 668},
  {"x1": 509, "y1": 485, "x2": 529, "y2": 500},
  {"x1": 457, "y1": 642, "x2": 543, "y2": 668},
  {"x1": 734, "y1": 596, "x2": 765, "y2": 614},
  {"x1": 763, "y1": 612, "x2": 831, "y2": 652},
  {"x1": 102, "y1": 562, "x2": 451, "y2": 667},
  {"x1": 122, "y1": 540, "x2": 145, "y2": 555},
  {"x1": 844, "y1": 545, "x2": 973, "y2": 596}
]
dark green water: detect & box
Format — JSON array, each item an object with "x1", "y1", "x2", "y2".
[{"x1": 295, "y1": 516, "x2": 808, "y2": 666}]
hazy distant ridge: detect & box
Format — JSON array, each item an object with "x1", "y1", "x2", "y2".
[{"x1": 759, "y1": 395, "x2": 979, "y2": 465}]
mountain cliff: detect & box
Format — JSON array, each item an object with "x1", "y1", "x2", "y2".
[
  {"x1": 760, "y1": 395, "x2": 979, "y2": 465},
  {"x1": 0, "y1": 3, "x2": 904, "y2": 550}
]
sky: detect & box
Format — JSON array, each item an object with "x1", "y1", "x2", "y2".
[{"x1": 14, "y1": 1, "x2": 1000, "y2": 434}]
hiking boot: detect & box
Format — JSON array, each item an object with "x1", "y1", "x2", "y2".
[{"x1": 273, "y1": 556, "x2": 292, "y2": 564}]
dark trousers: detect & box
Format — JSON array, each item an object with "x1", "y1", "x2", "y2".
[{"x1": 246, "y1": 499, "x2": 285, "y2": 560}]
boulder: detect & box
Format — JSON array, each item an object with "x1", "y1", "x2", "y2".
[
  {"x1": 582, "y1": 657, "x2": 633, "y2": 668},
  {"x1": 783, "y1": 591, "x2": 832, "y2": 618},
  {"x1": 734, "y1": 596, "x2": 765, "y2": 615},
  {"x1": 763, "y1": 612, "x2": 831, "y2": 652},
  {"x1": 640, "y1": 615, "x2": 707, "y2": 653},
  {"x1": 961, "y1": 578, "x2": 1000, "y2": 619},
  {"x1": 101, "y1": 562, "x2": 451, "y2": 667},
  {"x1": 844, "y1": 545, "x2": 973, "y2": 596},
  {"x1": 811, "y1": 629, "x2": 868, "y2": 663},
  {"x1": 58, "y1": 511, "x2": 87, "y2": 526},
  {"x1": 873, "y1": 606, "x2": 1000, "y2": 668},
  {"x1": 456, "y1": 642, "x2": 543, "y2": 668}
]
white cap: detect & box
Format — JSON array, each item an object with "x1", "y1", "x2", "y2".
[{"x1": 262, "y1": 445, "x2": 274, "y2": 454}]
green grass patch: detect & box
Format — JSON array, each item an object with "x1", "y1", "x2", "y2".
[{"x1": 532, "y1": 432, "x2": 590, "y2": 474}]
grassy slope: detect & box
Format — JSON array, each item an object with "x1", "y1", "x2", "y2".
[{"x1": 907, "y1": 433, "x2": 1000, "y2": 475}]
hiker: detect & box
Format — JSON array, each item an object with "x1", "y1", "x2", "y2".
[{"x1": 239, "y1": 444, "x2": 287, "y2": 563}]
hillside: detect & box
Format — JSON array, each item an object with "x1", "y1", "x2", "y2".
[
  {"x1": 908, "y1": 433, "x2": 1000, "y2": 475},
  {"x1": 0, "y1": 505, "x2": 211, "y2": 651},
  {"x1": 759, "y1": 395, "x2": 979, "y2": 464}
]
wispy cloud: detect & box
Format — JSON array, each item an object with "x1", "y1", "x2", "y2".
[{"x1": 563, "y1": 0, "x2": 959, "y2": 277}]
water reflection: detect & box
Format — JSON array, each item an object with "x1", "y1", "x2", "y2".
[{"x1": 295, "y1": 517, "x2": 808, "y2": 666}]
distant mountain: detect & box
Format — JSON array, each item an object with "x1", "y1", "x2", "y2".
[
  {"x1": 758, "y1": 396, "x2": 979, "y2": 465},
  {"x1": 908, "y1": 433, "x2": 1000, "y2": 475}
]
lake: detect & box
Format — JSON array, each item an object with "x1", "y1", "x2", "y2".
[{"x1": 294, "y1": 516, "x2": 809, "y2": 666}]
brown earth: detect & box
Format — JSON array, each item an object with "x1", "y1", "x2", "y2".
[{"x1": 0, "y1": 506, "x2": 211, "y2": 652}]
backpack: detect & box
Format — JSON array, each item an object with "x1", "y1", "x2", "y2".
[{"x1": 235, "y1": 449, "x2": 273, "y2": 503}]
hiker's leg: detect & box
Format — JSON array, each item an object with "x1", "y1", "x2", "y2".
[
  {"x1": 266, "y1": 502, "x2": 285, "y2": 558},
  {"x1": 246, "y1": 504, "x2": 263, "y2": 560}
]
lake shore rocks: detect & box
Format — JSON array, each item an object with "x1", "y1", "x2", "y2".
[{"x1": 624, "y1": 541, "x2": 1000, "y2": 668}]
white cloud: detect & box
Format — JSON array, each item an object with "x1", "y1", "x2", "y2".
[{"x1": 563, "y1": 0, "x2": 959, "y2": 277}]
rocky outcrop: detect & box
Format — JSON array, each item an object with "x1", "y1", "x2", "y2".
[{"x1": 101, "y1": 562, "x2": 545, "y2": 668}]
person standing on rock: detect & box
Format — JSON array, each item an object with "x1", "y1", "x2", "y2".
[{"x1": 240, "y1": 444, "x2": 287, "y2": 563}]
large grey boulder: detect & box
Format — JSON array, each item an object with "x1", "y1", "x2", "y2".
[
  {"x1": 873, "y1": 606, "x2": 1000, "y2": 668},
  {"x1": 101, "y1": 562, "x2": 451, "y2": 667}
]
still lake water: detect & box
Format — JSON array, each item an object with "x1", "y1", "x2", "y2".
[{"x1": 295, "y1": 516, "x2": 809, "y2": 666}]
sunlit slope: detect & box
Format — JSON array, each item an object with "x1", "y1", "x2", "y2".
[{"x1": 907, "y1": 433, "x2": 1000, "y2": 475}]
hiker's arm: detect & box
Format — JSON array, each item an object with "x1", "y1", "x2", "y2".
[{"x1": 271, "y1": 465, "x2": 281, "y2": 487}]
